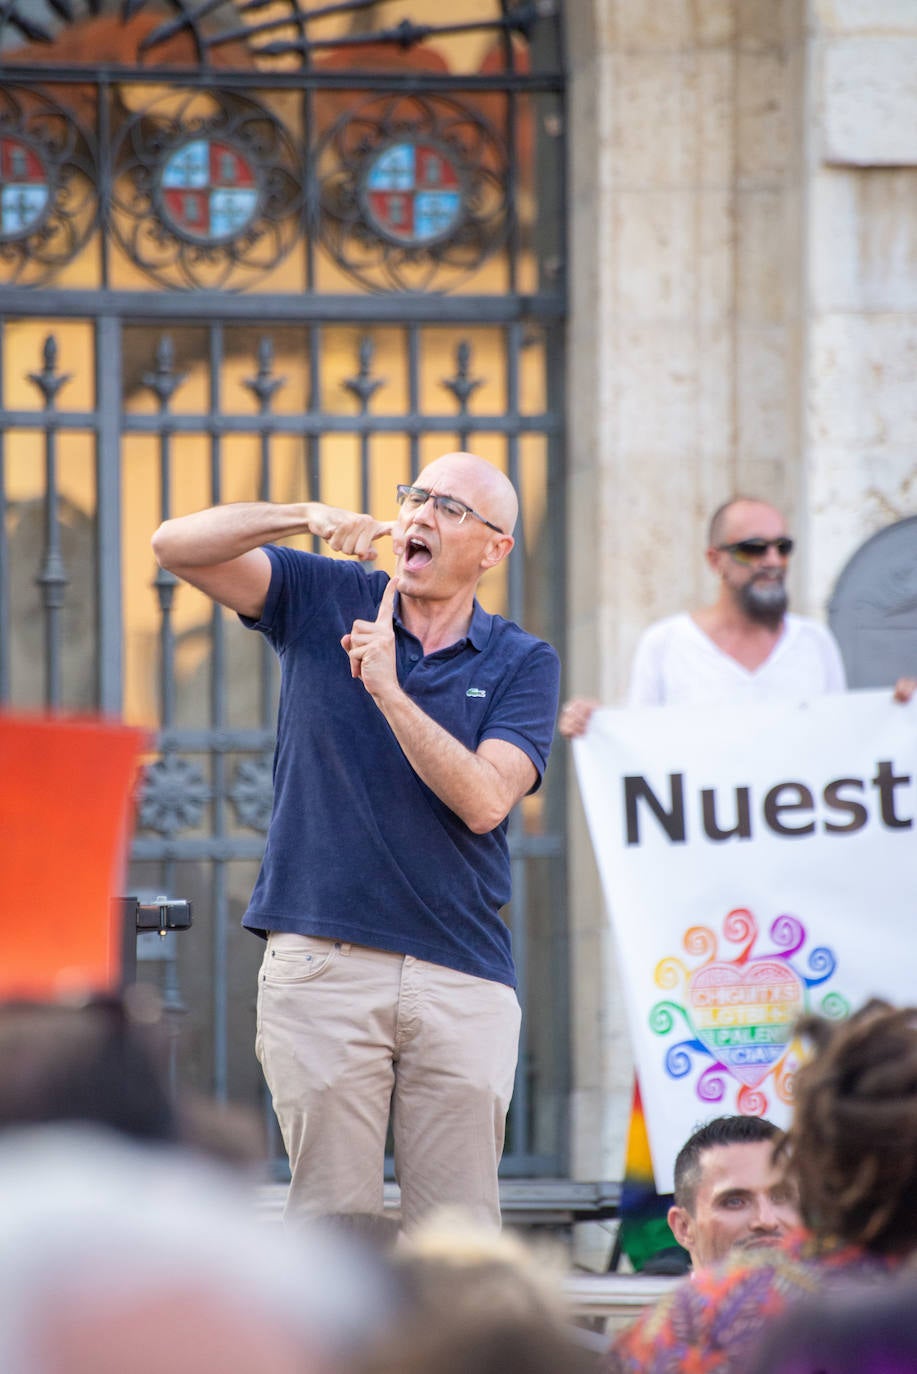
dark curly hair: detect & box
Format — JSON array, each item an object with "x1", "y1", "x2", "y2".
[{"x1": 779, "y1": 1000, "x2": 917, "y2": 1255}]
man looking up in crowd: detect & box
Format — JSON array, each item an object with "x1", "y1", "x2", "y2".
[
  {"x1": 606, "y1": 1001, "x2": 917, "y2": 1374},
  {"x1": 152, "y1": 452, "x2": 561, "y2": 1231},
  {"x1": 668, "y1": 1115, "x2": 801, "y2": 1270}
]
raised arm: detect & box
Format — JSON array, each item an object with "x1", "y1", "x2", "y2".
[{"x1": 151, "y1": 501, "x2": 394, "y2": 620}]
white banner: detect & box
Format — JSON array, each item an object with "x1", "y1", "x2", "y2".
[{"x1": 573, "y1": 689, "x2": 917, "y2": 1192}]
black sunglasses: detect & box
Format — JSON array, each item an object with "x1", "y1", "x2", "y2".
[{"x1": 718, "y1": 537, "x2": 794, "y2": 564}]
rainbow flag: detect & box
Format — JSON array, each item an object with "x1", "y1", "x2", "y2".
[{"x1": 618, "y1": 1078, "x2": 685, "y2": 1271}]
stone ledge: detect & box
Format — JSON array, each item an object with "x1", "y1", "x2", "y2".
[{"x1": 257, "y1": 1178, "x2": 623, "y2": 1226}]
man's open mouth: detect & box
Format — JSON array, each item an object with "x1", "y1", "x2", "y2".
[{"x1": 404, "y1": 536, "x2": 433, "y2": 571}]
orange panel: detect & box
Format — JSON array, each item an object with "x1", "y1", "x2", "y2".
[{"x1": 0, "y1": 714, "x2": 147, "y2": 1000}]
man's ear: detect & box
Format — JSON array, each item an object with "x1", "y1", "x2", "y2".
[
  {"x1": 480, "y1": 533, "x2": 514, "y2": 571},
  {"x1": 667, "y1": 1203, "x2": 694, "y2": 1252}
]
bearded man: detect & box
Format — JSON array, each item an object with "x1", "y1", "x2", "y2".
[{"x1": 624, "y1": 497, "x2": 845, "y2": 706}]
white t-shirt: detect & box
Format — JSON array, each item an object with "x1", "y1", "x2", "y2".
[{"x1": 627, "y1": 612, "x2": 847, "y2": 707}]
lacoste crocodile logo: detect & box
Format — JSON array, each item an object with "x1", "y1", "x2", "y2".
[{"x1": 466, "y1": 687, "x2": 487, "y2": 699}]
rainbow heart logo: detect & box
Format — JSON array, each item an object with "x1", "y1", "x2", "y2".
[{"x1": 688, "y1": 958, "x2": 804, "y2": 1088}]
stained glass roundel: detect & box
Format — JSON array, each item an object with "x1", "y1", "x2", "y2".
[
  {"x1": 0, "y1": 135, "x2": 51, "y2": 241},
  {"x1": 156, "y1": 138, "x2": 260, "y2": 245},
  {"x1": 358, "y1": 139, "x2": 464, "y2": 248}
]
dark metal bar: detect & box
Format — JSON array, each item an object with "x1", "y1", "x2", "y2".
[
  {"x1": 504, "y1": 311, "x2": 526, "y2": 1155},
  {"x1": 0, "y1": 409, "x2": 98, "y2": 428},
  {"x1": 359, "y1": 432, "x2": 371, "y2": 514},
  {"x1": 159, "y1": 856, "x2": 186, "y2": 1096},
  {"x1": 132, "y1": 836, "x2": 270, "y2": 862},
  {"x1": 0, "y1": 67, "x2": 563, "y2": 93},
  {"x1": 443, "y1": 338, "x2": 483, "y2": 453},
  {"x1": 145, "y1": 336, "x2": 186, "y2": 729},
  {"x1": 302, "y1": 84, "x2": 315, "y2": 293},
  {"x1": 98, "y1": 74, "x2": 112, "y2": 290},
  {"x1": 0, "y1": 412, "x2": 561, "y2": 438},
  {"x1": 251, "y1": 337, "x2": 280, "y2": 730},
  {"x1": 307, "y1": 323, "x2": 321, "y2": 553},
  {"x1": 95, "y1": 315, "x2": 123, "y2": 713},
  {"x1": 208, "y1": 322, "x2": 229, "y2": 1102},
  {"x1": 119, "y1": 413, "x2": 560, "y2": 436},
  {"x1": 0, "y1": 291, "x2": 565, "y2": 323},
  {"x1": 154, "y1": 726, "x2": 278, "y2": 751},
  {"x1": 210, "y1": 859, "x2": 229, "y2": 1101},
  {"x1": 506, "y1": 322, "x2": 524, "y2": 627},
  {"x1": 208, "y1": 324, "x2": 226, "y2": 730},
  {"x1": 244, "y1": 12, "x2": 537, "y2": 63},
  {"x1": 343, "y1": 337, "x2": 383, "y2": 514},
  {"x1": 0, "y1": 405, "x2": 533, "y2": 431},
  {"x1": 506, "y1": 88, "x2": 519, "y2": 296},
  {"x1": 157, "y1": 428, "x2": 176, "y2": 727},
  {"x1": 29, "y1": 337, "x2": 71, "y2": 710},
  {"x1": 40, "y1": 423, "x2": 64, "y2": 708},
  {"x1": 542, "y1": 316, "x2": 570, "y2": 1170},
  {"x1": 408, "y1": 325, "x2": 420, "y2": 481}
]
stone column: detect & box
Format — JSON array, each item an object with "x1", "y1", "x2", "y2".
[
  {"x1": 804, "y1": 0, "x2": 917, "y2": 616},
  {"x1": 563, "y1": 0, "x2": 811, "y2": 1264}
]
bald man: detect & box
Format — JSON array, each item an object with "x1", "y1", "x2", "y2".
[{"x1": 153, "y1": 454, "x2": 560, "y2": 1230}]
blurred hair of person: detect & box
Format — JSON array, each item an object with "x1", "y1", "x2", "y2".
[
  {"x1": 396, "y1": 1206, "x2": 570, "y2": 1323},
  {"x1": 0, "y1": 1126, "x2": 395, "y2": 1374},
  {"x1": 361, "y1": 1315, "x2": 600, "y2": 1374},
  {"x1": 607, "y1": 1001, "x2": 917, "y2": 1374},
  {"x1": 356, "y1": 1207, "x2": 601, "y2": 1374}
]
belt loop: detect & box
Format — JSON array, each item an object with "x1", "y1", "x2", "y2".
[{"x1": 339, "y1": 942, "x2": 352, "y2": 956}]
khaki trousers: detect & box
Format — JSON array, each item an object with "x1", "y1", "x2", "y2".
[{"x1": 255, "y1": 933, "x2": 521, "y2": 1232}]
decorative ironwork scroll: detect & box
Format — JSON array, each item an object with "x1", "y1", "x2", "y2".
[
  {"x1": 135, "y1": 0, "x2": 543, "y2": 73},
  {"x1": 316, "y1": 92, "x2": 511, "y2": 293},
  {"x1": 0, "y1": 86, "x2": 97, "y2": 287},
  {"x1": 110, "y1": 89, "x2": 301, "y2": 291}
]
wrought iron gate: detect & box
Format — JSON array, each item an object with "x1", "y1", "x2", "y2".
[{"x1": 0, "y1": 0, "x2": 568, "y2": 1176}]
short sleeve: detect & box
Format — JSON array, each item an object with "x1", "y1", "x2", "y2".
[{"x1": 480, "y1": 640, "x2": 561, "y2": 789}]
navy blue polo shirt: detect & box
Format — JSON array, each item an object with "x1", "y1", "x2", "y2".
[{"x1": 239, "y1": 544, "x2": 561, "y2": 987}]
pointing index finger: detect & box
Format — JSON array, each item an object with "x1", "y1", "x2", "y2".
[{"x1": 376, "y1": 575, "x2": 398, "y2": 623}]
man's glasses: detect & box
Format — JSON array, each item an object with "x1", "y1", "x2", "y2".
[
  {"x1": 396, "y1": 484, "x2": 504, "y2": 534},
  {"x1": 718, "y1": 537, "x2": 794, "y2": 564}
]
